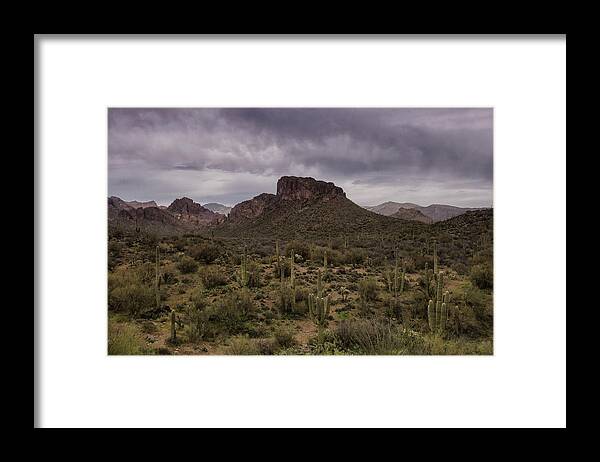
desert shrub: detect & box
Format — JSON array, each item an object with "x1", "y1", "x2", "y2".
[
  {"x1": 285, "y1": 240, "x2": 311, "y2": 261},
  {"x1": 246, "y1": 259, "x2": 261, "y2": 288},
  {"x1": 108, "y1": 264, "x2": 158, "y2": 316},
  {"x1": 256, "y1": 338, "x2": 279, "y2": 355},
  {"x1": 189, "y1": 242, "x2": 223, "y2": 263},
  {"x1": 199, "y1": 266, "x2": 228, "y2": 288},
  {"x1": 189, "y1": 287, "x2": 208, "y2": 311},
  {"x1": 140, "y1": 320, "x2": 158, "y2": 334},
  {"x1": 421, "y1": 334, "x2": 493, "y2": 355},
  {"x1": 334, "y1": 319, "x2": 416, "y2": 355},
  {"x1": 223, "y1": 288, "x2": 256, "y2": 318},
  {"x1": 470, "y1": 263, "x2": 493, "y2": 290},
  {"x1": 345, "y1": 247, "x2": 367, "y2": 265},
  {"x1": 273, "y1": 326, "x2": 296, "y2": 348},
  {"x1": 109, "y1": 283, "x2": 155, "y2": 316},
  {"x1": 173, "y1": 237, "x2": 187, "y2": 251},
  {"x1": 358, "y1": 277, "x2": 378, "y2": 302},
  {"x1": 176, "y1": 256, "x2": 199, "y2": 274},
  {"x1": 108, "y1": 240, "x2": 124, "y2": 255},
  {"x1": 444, "y1": 284, "x2": 493, "y2": 338},
  {"x1": 139, "y1": 232, "x2": 159, "y2": 248},
  {"x1": 108, "y1": 322, "x2": 149, "y2": 355},
  {"x1": 162, "y1": 270, "x2": 177, "y2": 285},
  {"x1": 226, "y1": 336, "x2": 261, "y2": 355},
  {"x1": 326, "y1": 249, "x2": 344, "y2": 267},
  {"x1": 277, "y1": 285, "x2": 295, "y2": 315},
  {"x1": 402, "y1": 257, "x2": 416, "y2": 273}
]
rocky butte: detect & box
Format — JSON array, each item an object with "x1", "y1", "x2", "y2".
[{"x1": 228, "y1": 176, "x2": 347, "y2": 222}]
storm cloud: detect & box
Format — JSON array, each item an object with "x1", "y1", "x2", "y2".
[{"x1": 108, "y1": 108, "x2": 493, "y2": 207}]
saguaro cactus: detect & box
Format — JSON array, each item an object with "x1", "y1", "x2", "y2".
[
  {"x1": 323, "y1": 250, "x2": 328, "y2": 271},
  {"x1": 308, "y1": 293, "x2": 330, "y2": 330},
  {"x1": 316, "y1": 268, "x2": 323, "y2": 298},
  {"x1": 239, "y1": 248, "x2": 249, "y2": 288},
  {"x1": 155, "y1": 245, "x2": 160, "y2": 309},
  {"x1": 433, "y1": 240, "x2": 439, "y2": 275},
  {"x1": 290, "y1": 250, "x2": 296, "y2": 311},
  {"x1": 170, "y1": 310, "x2": 176, "y2": 342},
  {"x1": 427, "y1": 272, "x2": 451, "y2": 334}
]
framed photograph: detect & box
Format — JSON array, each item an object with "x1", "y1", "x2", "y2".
[
  {"x1": 107, "y1": 107, "x2": 494, "y2": 357},
  {"x1": 35, "y1": 35, "x2": 566, "y2": 428}
]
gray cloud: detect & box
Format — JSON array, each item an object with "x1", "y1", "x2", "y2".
[{"x1": 108, "y1": 108, "x2": 493, "y2": 207}]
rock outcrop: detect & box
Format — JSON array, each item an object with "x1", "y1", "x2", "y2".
[{"x1": 276, "y1": 176, "x2": 346, "y2": 201}]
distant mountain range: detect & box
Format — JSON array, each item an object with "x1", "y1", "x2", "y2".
[
  {"x1": 364, "y1": 201, "x2": 485, "y2": 223},
  {"x1": 108, "y1": 177, "x2": 492, "y2": 237},
  {"x1": 203, "y1": 203, "x2": 232, "y2": 216}
]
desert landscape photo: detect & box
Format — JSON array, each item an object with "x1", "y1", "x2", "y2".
[{"x1": 107, "y1": 108, "x2": 493, "y2": 355}]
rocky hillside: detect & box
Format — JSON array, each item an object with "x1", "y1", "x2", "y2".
[
  {"x1": 108, "y1": 196, "x2": 222, "y2": 234},
  {"x1": 391, "y1": 207, "x2": 433, "y2": 224}
]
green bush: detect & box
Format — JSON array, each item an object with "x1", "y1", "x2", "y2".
[
  {"x1": 273, "y1": 326, "x2": 296, "y2": 348},
  {"x1": 246, "y1": 259, "x2": 261, "y2": 288},
  {"x1": 334, "y1": 319, "x2": 413, "y2": 355},
  {"x1": 225, "y1": 336, "x2": 261, "y2": 355},
  {"x1": 358, "y1": 277, "x2": 378, "y2": 302},
  {"x1": 189, "y1": 287, "x2": 208, "y2": 311},
  {"x1": 109, "y1": 284, "x2": 155, "y2": 316},
  {"x1": 470, "y1": 263, "x2": 493, "y2": 290},
  {"x1": 284, "y1": 240, "x2": 311, "y2": 261},
  {"x1": 177, "y1": 256, "x2": 199, "y2": 274},
  {"x1": 345, "y1": 247, "x2": 367, "y2": 265},
  {"x1": 200, "y1": 266, "x2": 228, "y2": 289},
  {"x1": 108, "y1": 322, "x2": 149, "y2": 355},
  {"x1": 190, "y1": 242, "x2": 223, "y2": 263}
]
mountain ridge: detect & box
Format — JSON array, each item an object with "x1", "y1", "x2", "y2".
[{"x1": 364, "y1": 201, "x2": 486, "y2": 222}]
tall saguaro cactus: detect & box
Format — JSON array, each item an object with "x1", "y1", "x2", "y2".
[
  {"x1": 170, "y1": 310, "x2": 176, "y2": 342},
  {"x1": 290, "y1": 249, "x2": 296, "y2": 311},
  {"x1": 308, "y1": 293, "x2": 330, "y2": 332},
  {"x1": 239, "y1": 247, "x2": 249, "y2": 288},
  {"x1": 433, "y1": 239, "x2": 439, "y2": 275},
  {"x1": 155, "y1": 245, "x2": 160, "y2": 309},
  {"x1": 427, "y1": 272, "x2": 450, "y2": 334}
]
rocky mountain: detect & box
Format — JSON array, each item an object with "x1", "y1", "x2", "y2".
[
  {"x1": 203, "y1": 203, "x2": 232, "y2": 216},
  {"x1": 108, "y1": 196, "x2": 222, "y2": 234},
  {"x1": 365, "y1": 201, "x2": 483, "y2": 222},
  {"x1": 390, "y1": 207, "x2": 433, "y2": 224},
  {"x1": 217, "y1": 176, "x2": 427, "y2": 239}
]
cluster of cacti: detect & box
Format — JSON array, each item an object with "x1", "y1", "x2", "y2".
[
  {"x1": 308, "y1": 296, "x2": 329, "y2": 330},
  {"x1": 427, "y1": 271, "x2": 450, "y2": 334}
]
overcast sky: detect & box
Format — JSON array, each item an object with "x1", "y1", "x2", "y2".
[{"x1": 108, "y1": 108, "x2": 493, "y2": 207}]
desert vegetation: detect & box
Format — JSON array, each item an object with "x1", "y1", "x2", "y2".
[{"x1": 107, "y1": 210, "x2": 493, "y2": 355}]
